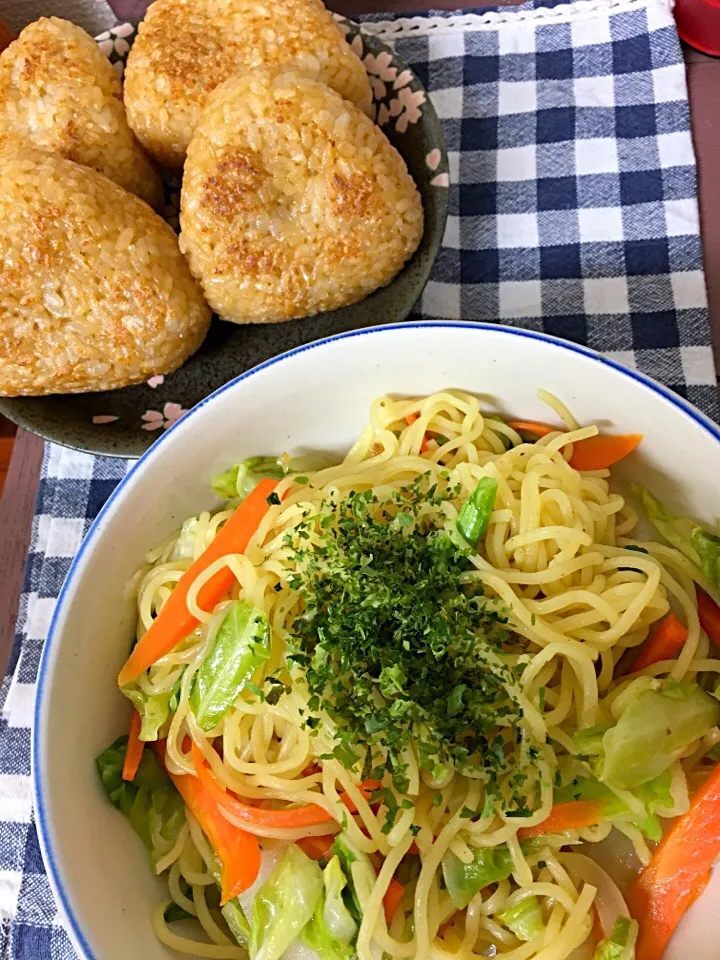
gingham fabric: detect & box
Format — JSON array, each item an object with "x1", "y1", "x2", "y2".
[
  {"x1": 374, "y1": 0, "x2": 717, "y2": 419},
  {"x1": 0, "y1": 0, "x2": 717, "y2": 956},
  {"x1": 0, "y1": 450, "x2": 132, "y2": 959}
]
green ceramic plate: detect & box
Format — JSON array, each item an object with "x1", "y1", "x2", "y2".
[{"x1": 0, "y1": 18, "x2": 448, "y2": 458}]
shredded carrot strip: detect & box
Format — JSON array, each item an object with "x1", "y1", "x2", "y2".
[
  {"x1": 506, "y1": 421, "x2": 642, "y2": 471},
  {"x1": 629, "y1": 764, "x2": 720, "y2": 960},
  {"x1": 153, "y1": 742, "x2": 260, "y2": 904},
  {"x1": 633, "y1": 612, "x2": 688, "y2": 672},
  {"x1": 121, "y1": 710, "x2": 144, "y2": 782},
  {"x1": 506, "y1": 420, "x2": 556, "y2": 438},
  {"x1": 569, "y1": 433, "x2": 642, "y2": 471},
  {"x1": 118, "y1": 479, "x2": 278, "y2": 686},
  {"x1": 517, "y1": 800, "x2": 606, "y2": 840},
  {"x1": 192, "y1": 742, "x2": 333, "y2": 827},
  {"x1": 297, "y1": 835, "x2": 334, "y2": 861},
  {"x1": 383, "y1": 878, "x2": 405, "y2": 924}
]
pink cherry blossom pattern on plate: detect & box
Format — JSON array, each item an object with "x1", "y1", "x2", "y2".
[
  {"x1": 394, "y1": 87, "x2": 426, "y2": 134},
  {"x1": 163, "y1": 402, "x2": 187, "y2": 427},
  {"x1": 140, "y1": 409, "x2": 164, "y2": 432},
  {"x1": 141, "y1": 402, "x2": 189, "y2": 431},
  {"x1": 426, "y1": 149, "x2": 442, "y2": 172},
  {"x1": 364, "y1": 52, "x2": 397, "y2": 101}
]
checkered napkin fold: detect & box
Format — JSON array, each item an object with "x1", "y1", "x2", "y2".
[{"x1": 0, "y1": 0, "x2": 716, "y2": 956}]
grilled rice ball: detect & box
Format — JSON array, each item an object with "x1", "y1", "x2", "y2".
[
  {"x1": 179, "y1": 70, "x2": 423, "y2": 324},
  {"x1": 0, "y1": 17, "x2": 163, "y2": 210},
  {"x1": 124, "y1": 0, "x2": 372, "y2": 170},
  {"x1": 0, "y1": 143, "x2": 211, "y2": 396}
]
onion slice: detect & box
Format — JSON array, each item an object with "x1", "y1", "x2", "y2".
[{"x1": 560, "y1": 851, "x2": 630, "y2": 938}]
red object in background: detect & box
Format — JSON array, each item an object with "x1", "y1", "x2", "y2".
[
  {"x1": 0, "y1": 435, "x2": 14, "y2": 499},
  {"x1": 0, "y1": 17, "x2": 12, "y2": 52},
  {"x1": 675, "y1": 0, "x2": 720, "y2": 56}
]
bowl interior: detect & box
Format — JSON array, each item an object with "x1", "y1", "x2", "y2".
[
  {"x1": 0, "y1": 20, "x2": 448, "y2": 458},
  {"x1": 35, "y1": 323, "x2": 720, "y2": 959}
]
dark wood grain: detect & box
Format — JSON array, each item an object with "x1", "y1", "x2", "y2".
[
  {"x1": 0, "y1": 2, "x2": 719, "y2": 685},
  {"x1": 686, "y1": 53, "x2": 720, "y2": 372},
  {"x1": 0, "y1": 430, "x2": 44, "y2": 680}
]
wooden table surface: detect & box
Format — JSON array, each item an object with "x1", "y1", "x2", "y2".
[{"x1": 1, "y1": 0, "x2": 719, "y2": 682}]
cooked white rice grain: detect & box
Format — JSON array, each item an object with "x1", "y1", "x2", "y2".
[
  {"x1": 124, "y1": 0, "x2": 372, "y2": 169},
  {"x1": 179, "y1": 70, "x2": 423, "y2": 324},
  {"x1": 0, "y1": 143, "x2": 211, "y2": 396},
  {"x1": 0, "y1": 17, "x2": 163, "y2": 209}
]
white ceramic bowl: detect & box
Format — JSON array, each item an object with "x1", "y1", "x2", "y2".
[{"x1": 34, "y1": 321, "x2": 720, "y2": 960}]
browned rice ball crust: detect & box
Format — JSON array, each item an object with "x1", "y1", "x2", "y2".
[
  {"x1": 0, "y1": 17, "x2": 163, "y2": 210},
  {"x1": 0, "y1": 143, "x2": 211, "y2": 397},
  {"x1": 124, "y1": 0, "x2": 373, "y2": 170},
  {"x1": 179, "y1": 70, "x2": 423, "y2": 324}
]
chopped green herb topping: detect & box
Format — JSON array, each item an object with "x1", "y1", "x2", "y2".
[{"x1": 285, "y1": 476, "x2": 535, "y2": 813}]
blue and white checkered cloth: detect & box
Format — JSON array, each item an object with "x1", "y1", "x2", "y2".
[
  {"x1": 381, "y1": 0, "x2": 717, "y2": 419},
  {"x1": 0, "y1": 0, "x2": 717, "y2": 956}
]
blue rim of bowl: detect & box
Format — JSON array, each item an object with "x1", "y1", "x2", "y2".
[{"x1": 33, "y1": 319, "x2": 720, "y2": 960}]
